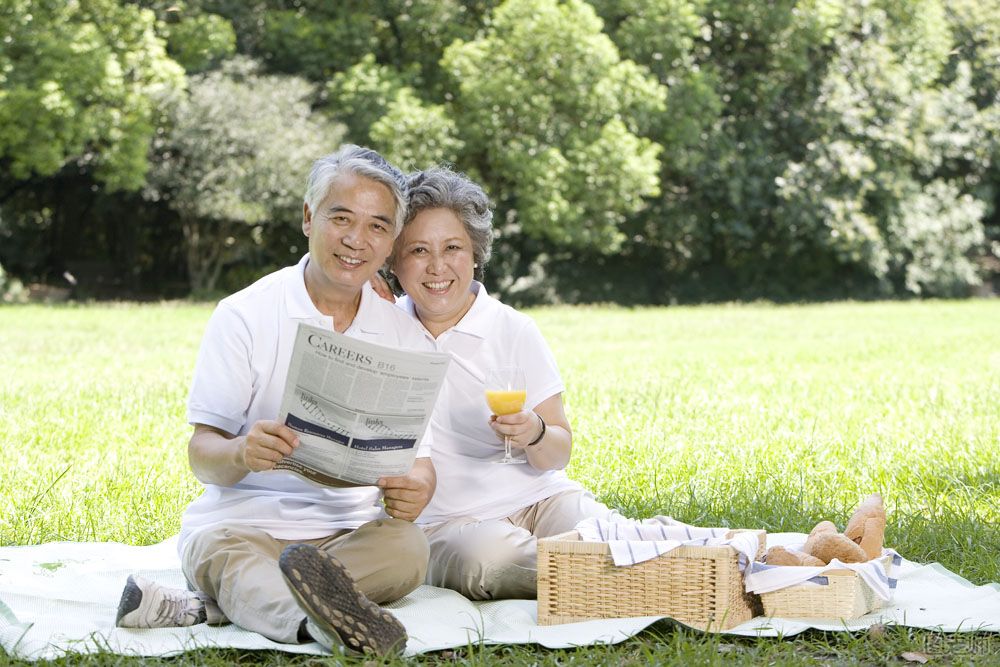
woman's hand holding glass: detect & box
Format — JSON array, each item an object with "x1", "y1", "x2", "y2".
[
  {"x1": 485, "y1": 367, "x2": 530, "y2": 464},
  {"x1": 488, "y1": 409, "x2": 543, "y2": 459}
]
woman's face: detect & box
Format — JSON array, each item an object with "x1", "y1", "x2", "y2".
[{"x1": 393, "y1": 207, "x2": 476, "y2": 333}]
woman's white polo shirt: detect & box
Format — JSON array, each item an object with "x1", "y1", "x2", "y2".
[{"x1": 399, "y1": 282, "x2": 581, "y2": 525}]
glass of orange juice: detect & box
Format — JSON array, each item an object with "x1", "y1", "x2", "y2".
[{"x1": 485, "y1": 366, "x2": 527, "y2": 464}]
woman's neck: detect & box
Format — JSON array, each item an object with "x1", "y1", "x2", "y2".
[{"x1": 418, "y1": 290, "x2": 476, "y2": 339}]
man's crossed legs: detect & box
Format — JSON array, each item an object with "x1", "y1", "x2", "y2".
[{"x1": 117, "y1": 518, "x2": 427, "y2": 656}]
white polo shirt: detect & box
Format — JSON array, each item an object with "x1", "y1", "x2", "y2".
[
  {"x1": 399, "y1": 282, "x2": 581, "y2": 525},
  {"x1": 179, "y1": 254, "x2": 434, "y2": 549}
]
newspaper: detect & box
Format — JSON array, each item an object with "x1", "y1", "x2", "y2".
[{"x1": 274, "y1": 323, "x2": 449, "y2": 486}]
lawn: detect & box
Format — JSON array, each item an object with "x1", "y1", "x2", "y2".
[{"x1": 1, "y1": 299, "x2": 998, "y2": 665}]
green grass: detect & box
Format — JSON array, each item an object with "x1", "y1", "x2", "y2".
[{"x1": 2, "y1": 299, "x2": 999, "y2": 665}]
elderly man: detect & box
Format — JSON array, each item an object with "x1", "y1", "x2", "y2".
[{"x1": 116, "y1": 146, "x2": 435, "y2": 656}]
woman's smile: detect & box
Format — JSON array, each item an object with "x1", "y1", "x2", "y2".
[{"x1": 393, "y1": 207, "x2": 477, "y2": 337}]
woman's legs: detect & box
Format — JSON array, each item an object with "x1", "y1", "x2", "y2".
[
  {"x1": 424, "y1": 489, "x2": 667, "y2": 600},
  {"x1": 423, "y1": 517, "x2": 537, "y2": 600}
]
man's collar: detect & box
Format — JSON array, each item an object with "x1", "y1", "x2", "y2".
[
  {"x1": 285, "y1": 254, "x2": 323, "y2": 320},
  {"x1": 353, "y1": 282, "x2": 386, "y2": 334},
  {"x1": 283, "y1": 254, "x2": 385, "y2": 334}
]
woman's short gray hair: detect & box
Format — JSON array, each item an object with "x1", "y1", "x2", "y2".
[
  {"x1": 403, "y1": 166, "x2": 494, "y2": 279},
  {"x1": 303, "y1": 145, "x2": 408, "y2": 236}
]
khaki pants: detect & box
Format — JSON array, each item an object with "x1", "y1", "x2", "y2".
[
  {"x1": 422, "y1": 489, "x2": 671, "y2": 600},
  {"x1": 181, "y1": 518, "x2": 428, "y2": 643}
]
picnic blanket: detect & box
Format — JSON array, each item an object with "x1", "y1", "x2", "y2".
[{"x1": 1, "y1": 533, "x2": 998, "y2": 660}]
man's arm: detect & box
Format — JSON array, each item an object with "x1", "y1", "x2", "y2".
[
  {"x1": 377, "y1": 457, "x2": 436, "y2": 521},
  {"x1": 188, "y1": 421, "x2": 300, "y2": 487}
]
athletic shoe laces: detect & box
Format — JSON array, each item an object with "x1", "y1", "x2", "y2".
[{"x1": 150, "y1": 586, "x2": 204, "y2": 627}]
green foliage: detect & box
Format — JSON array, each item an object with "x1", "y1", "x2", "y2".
[
  {"x1": 368, "y1": 0, "x2": 496, "y2": 94},
  {"x1": 173, "y1": 0, "x2": 272, "y2": 54},
  {"x1": 566, "y1": 0, "x2": 996, "y2": 302},
  {"x1": 770, "y1": 2, "x2": 987, "y2": 296},
  {"x1": 945, "y1": 0, "x2": 1000, "y2": 106},
  {"x1": 444, "y1": 0, "x2": 664, "y2": 251},
  {"x1": 324, "y1": 54, "x2": 408, "y2": 145},
  {"x1": 370, "y1": 89, "x2": 464, "y2": 171},
  {"x1": 146, "y1": 57, "x2": 342, "y2": 293},
  {"x1": 590, "y1": 0, "x2": 705, "y2": 82},
  {"x1": 776, "y1": 140, "x2": 886, "y2": 275},
  {"x1": 258, "y1": 7, "x2": 377, "y2": 80},
  {"x1": 591, "y1": 0, "x2": 717, "y2": 150},
  {"x1": 0, "y1": 0, "x2": 184, "y2": 190},
  {"x1": 580, "y1": 0, "x2": 843, "y2": 295},
  {"x1": 943, "y1": 0, "x2": 1000, "y2": 264},
  {"x1": 888, "y1": 179, "x2": 986, "y2": 294},
  {"x1": 2, "y1": 0, "x2": 1000, "y2": 302},
  {"x1": 247, "y1": 0, "x2": 493, "y2": 90},
  {"x1": 163, "y1": 11, "x2": 236, "y2": 73}
]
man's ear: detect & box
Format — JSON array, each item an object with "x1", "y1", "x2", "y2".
[{"x1": 302, "y1": 202, "x2": 312, "y2": 236}]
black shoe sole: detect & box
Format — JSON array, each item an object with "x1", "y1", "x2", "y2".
[
  {"x1": 115, "y1": 575, "x2": 142, "y2": 626},
  {"x1": 279, "y1": 544, "x2": 407, "y2": 655}
]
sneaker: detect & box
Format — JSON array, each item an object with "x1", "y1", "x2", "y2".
[
  {"x1": 279, "y1": 544, "x2": 407, "y2": 655},
  {"x1": 115, "y1": 575, "x2": 209, "y2": 628}
]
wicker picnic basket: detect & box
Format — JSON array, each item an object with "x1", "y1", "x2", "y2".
[
  {"x1": 759, "y1": 555, "x2": 894, "y2": 619},
  {"x1": 537, "y1": 529, "x2": 766, "y2": 630}
]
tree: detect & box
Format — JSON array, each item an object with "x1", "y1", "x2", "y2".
[
  {"x1": 161, "y1": 9, "x2": 237, "y2": 73},
  {"x1": 370, "y1": 89, "x2": 464, "y2": 171},
  {"x1": 146, "y1": 57, "x2": 342, "y2": 293},
  {"x1": 442, "y1": 0, "x2": 664, "y2": 259},
  {"x1": 774, "y1": 0, "x2": 989, "y2": 295},
  {"x1": 943, "y1": 0, "x2": 1000, "y2": 286},
  {"x1": 247, "y1": 0, "x2": 492, "y2": 91},
  {"x1": 577, "y1": 0, "x2": 994, "y2": 300},
  {"x1": 0, "y1": 0, "x2": 184, "y2": 192},
  {"x1": 324, "y1": 54, "x2": 408, "y2": 146}
]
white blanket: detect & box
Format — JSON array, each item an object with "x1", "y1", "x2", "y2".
[{"x1": 1, "y1": 534, "x2": 998, "y2": 661}]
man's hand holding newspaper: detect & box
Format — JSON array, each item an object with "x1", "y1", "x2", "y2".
[
  {"x1": 378, "y1": 462, "x2": 436, "y2": 521},
  {"x1": 272, "y1": 323, "x2": 450, "y2": 488},
  {"x1": 240, "y1": 420, "x2": 300, "y2": 472}
]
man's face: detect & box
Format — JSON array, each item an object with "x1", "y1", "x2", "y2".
[{"x1": 302, "y1": 172, "x2": 397, "y2": 298}]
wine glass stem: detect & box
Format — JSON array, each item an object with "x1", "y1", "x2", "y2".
[{"x1": 504, "y1": 435, "x2": 512, "y2": 461}]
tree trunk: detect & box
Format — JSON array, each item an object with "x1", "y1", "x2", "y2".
[{"x1": 181, "y1": 218, "x2": 227, "y2": 295}]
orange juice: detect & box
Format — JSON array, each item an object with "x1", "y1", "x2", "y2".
[{"x1": 485, "y1": 389, "x2": 526, "y2": 415}]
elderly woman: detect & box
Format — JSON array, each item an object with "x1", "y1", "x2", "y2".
[{"x1": 386, "y1": 166, "x2": 664, "y2": 600}]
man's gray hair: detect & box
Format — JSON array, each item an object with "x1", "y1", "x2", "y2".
[
  {"x1": 303, "y1": 145, "x2": 408, "y2": 236},
  {"x1": 403, "y1": 166, "x2": 494, "y2": 279}
]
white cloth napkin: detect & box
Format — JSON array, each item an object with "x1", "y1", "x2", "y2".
[
  {"x1": 744, "y1": 549, "x2": 902, "y2": 601},
  {"x1": 574, "y1": 517, "x2": 760, "y2": 572}
]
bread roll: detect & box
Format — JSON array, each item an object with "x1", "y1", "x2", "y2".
[
  {"x1": 858, "y1": 516, "x2": 886, "y2": 560},
  {"x1": 808, "y1": 520, "x2": 838, "y2": 538},
  {"x1": 844, "y1": 494, "x2": 886, "y2": 543},
  {"x1": 805, "y1": 532, "x2": 868, "y2": 564},
  {"x1": 766, "y1": 546, "x2": 826, "y2": 567}
]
